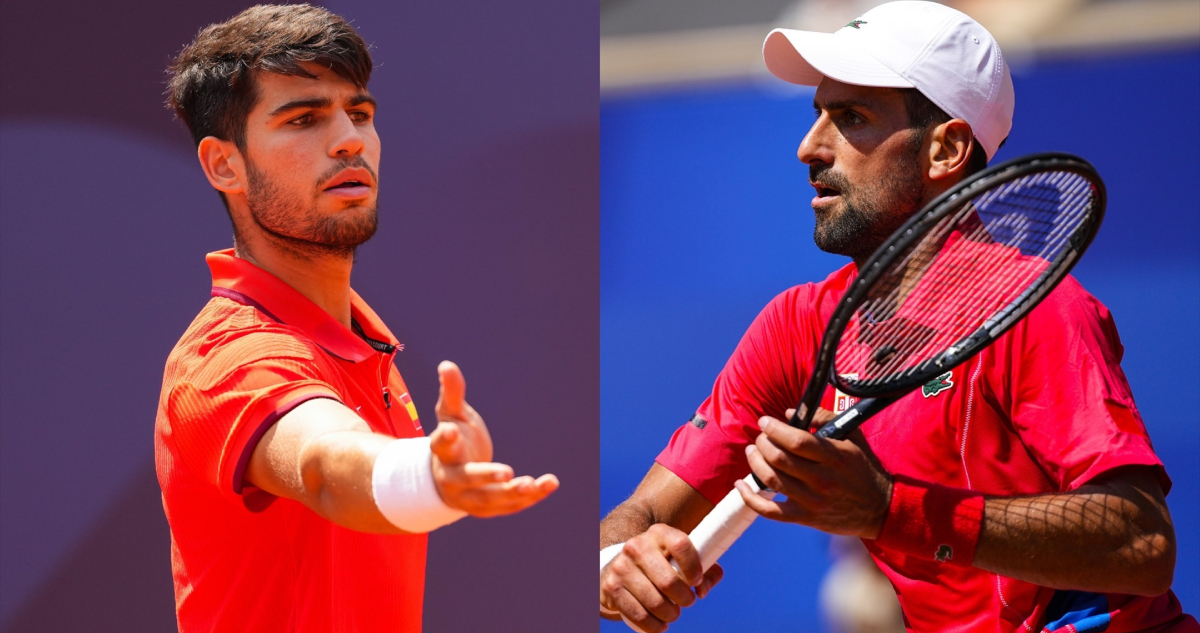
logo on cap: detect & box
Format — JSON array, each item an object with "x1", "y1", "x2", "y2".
[{"x1": 845, "y1": 19, "x2": 867, "y2": 29}]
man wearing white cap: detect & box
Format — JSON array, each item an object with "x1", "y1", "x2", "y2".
[{"x1": 599, "y1": 2, "x2": 1193, "y2": 631}]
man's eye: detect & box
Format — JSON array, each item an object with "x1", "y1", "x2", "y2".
[
  {"x1": 841, "y1": 112, "x2": 863, "y2": 125},
  {"x1": 349, "y1": 111, "x2": 372, "y2": 123},
  {"x1": 289, "y1": 114, "x2": 315, "y2": 126}
]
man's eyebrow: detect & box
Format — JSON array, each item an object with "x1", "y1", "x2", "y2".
[
  {"x1": 269, "y1": 97, "x2": 332, "y2": 118},
  {"x1": 813, "y1": 98, "x2": 875, "y2": 113},
  {"x1": 348, "y1": 93, "x2": 376, "y2": 108},
  {"x1": 268, "y1": 93, "x2": 375, "y2": 118}
]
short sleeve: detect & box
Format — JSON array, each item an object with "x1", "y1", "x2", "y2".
[
  {"x1": 165, "y1": 330, "x2": 342, "y2": 503},
  {"x1": 655, "y1": 286, "x2": 817, "y2": 504},
  {"x1": 1000, "y1": 279, "x2": 1170, "y2": 494}
]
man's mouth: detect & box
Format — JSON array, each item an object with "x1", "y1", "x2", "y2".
[
  {"x1": 327, "y1": 180, "x2": 366, "y2": 189},
  {"x1": 811, "y1": 181, "x2": 842, "y2": 207},
  {"x1": 322, "y1": 166, "x2": 375, "y2": 199}
]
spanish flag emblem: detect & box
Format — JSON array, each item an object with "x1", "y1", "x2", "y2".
[{"x1": 397, "y1": 391, "x2": 419, "y2": 425}]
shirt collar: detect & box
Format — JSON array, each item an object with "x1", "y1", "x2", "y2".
[{"x1": 206, "y1": 249, "x2": 401, "y2": 363}]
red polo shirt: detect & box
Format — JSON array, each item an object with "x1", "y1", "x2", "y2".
[
  {"x1": 657, "y1": 263, "x2": 1193, "y2": 632},
  {"x1": 155, "y1": 250, "x2": 427, "y2": 633}
]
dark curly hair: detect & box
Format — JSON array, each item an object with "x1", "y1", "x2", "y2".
[{"x1": 167, "y1": 4, "x2": 372, "y2": 149}]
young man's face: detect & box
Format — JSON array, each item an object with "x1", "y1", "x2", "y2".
[
  {"x1": 798, "y1": 78, "x2": 927, "y2": 261},
  {"x1": 239, "y1": 63, "x2": 380, "y2": 257}
]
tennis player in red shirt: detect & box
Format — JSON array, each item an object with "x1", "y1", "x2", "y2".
[
  {"x1": 599, "y1": 2, "x2": 1194, "y2": 632},
  {"x1": 156, "y1": 5, "x2": 557, "y2": 632}
]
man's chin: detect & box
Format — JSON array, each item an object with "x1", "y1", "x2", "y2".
[{"x1": 298, "y1": 211, "x2": 378, "y2": 255}]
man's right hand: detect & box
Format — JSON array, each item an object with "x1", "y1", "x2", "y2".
[
  {"x1": 600, "y1": 524, "x2": 724, "y2": 633},
  {"x1": 429, "y1": 361, "x2": 558, "y2": 517}
]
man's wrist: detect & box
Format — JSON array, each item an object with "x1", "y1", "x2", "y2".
[
  {"x1": 372, "y1": 437, "x2": 467, "y2": 533},
  {"x1": 872, "y1": 474, "x2": 984, "y2": 566},
  {"x1": 860, "y1": 474, "x2": 895, "y2": 540}
]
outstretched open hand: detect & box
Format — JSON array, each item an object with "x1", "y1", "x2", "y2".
[
  {"x1": 429, "y1": 360, "x2": 493, "y2": 464},
  {"x1": 428, "y1": 361, "x2": 559, "y2": 517}
]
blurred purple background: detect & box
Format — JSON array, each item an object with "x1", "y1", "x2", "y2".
[{"x1": 0, "y1": 2, "x2": 598, "y2": 631}]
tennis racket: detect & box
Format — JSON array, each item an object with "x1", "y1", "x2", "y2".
[{"x1": 674, "y1": 152, "x2": 1106, "y2": 577}]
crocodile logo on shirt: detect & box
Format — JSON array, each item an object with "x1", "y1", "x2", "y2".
[
  {"x1": 845, "y1": 19, "x2": 867, "y2": 29},
  {"x1": 922, "y1": 371, "x2": 954, "y2": 398},
  {"x1": 935, "y1": 544, "x2": 953, "y2": 562}
]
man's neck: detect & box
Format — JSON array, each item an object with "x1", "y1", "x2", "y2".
[{"x1": 237, "y1": 239, "x2": 354, "y2": 328}]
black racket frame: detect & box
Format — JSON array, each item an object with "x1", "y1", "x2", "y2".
[{"x1": 789, "y1": 152, "x2": 1106, "y2": 438}]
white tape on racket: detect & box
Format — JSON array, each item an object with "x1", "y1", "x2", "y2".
[
  {"x1": 616, "y1": 476, "x2": 775, "y2": 632},
  {"x1": 670, "y1": 474, "x2": 775, "y2": 576}
]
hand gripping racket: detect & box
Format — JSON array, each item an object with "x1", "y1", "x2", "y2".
[{"x1": 672, "y1": 152, "x2": 1106, "y2": 578}]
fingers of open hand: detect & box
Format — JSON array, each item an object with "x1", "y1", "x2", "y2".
[
  {"x1": 429, "y1": 422, "x2": 465, "y2": 462},
  {"x1": 430, "y1": 418, "x2": 491, "y2": 465},
  {"x1": 452, "y1": 473, "x2": 558, "y2": 517},
  {"x1": 435, "y1": 360, "x2": 466, "y2": 420},
  {"x1": 437, "y1": 461, "x2": 513, "y2": 493}
]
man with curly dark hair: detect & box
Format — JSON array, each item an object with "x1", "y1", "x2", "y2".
[{"x1": 157, "y1": 6, "x2": 558, "y2": 631}]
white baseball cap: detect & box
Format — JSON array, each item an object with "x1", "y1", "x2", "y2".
[{"x1": 763, "y1": 1, "x2": 1014, "y2": 160}]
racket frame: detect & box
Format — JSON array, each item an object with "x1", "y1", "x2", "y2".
[{"x1": 795, "y1": 152, "x2": 1106, "y2": 427}]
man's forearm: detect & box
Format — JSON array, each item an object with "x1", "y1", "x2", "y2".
[
  {"x1": 299, "y1": 429, "x2": 418, "y2": 533},
  {"x1": 601, "y1": 499, "x2": 658, "y2": 549},
  {"x1": 601, "y1": 464, "x2": 717, "y2": 549},
  {"x1": 972, "y1": 468, "x2": 1175, "y2": 596}
]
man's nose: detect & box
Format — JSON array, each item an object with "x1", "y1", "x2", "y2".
[
  {"x1": 797, "y1": 117, "x2": 832, "y2": 166},
  {"x1": 330, "y1": 112, "x2": 366, "y2": 157}
]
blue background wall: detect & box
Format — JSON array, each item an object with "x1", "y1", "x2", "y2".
[{"x1": 601, "y1": 46, "x2": 1200, "y2": 632}]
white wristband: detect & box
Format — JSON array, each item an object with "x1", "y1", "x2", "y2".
[{"x1": 372, "y1": 437, "x2": 467, "y2": 533}]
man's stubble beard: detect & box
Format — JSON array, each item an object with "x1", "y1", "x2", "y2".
[
  {"x1": 811, "y1": 136, "x2": 925, "y2": 262},
  {"x1": 244, "y1": 157, "x2": 379, "y2": 260}
]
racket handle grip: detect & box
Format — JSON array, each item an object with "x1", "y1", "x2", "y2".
[{"x1": 671, "y1": 474, "x2": 775, "y2": 575}]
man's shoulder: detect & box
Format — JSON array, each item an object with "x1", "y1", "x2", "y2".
[
  {"x1": 994, "y1": 274, "x2": 1126, "y2": 371},
  {"x1": 164, "y1": 296, "x2": 330, "y2": 385},
  {"x1": 1023, "y1": 274, "x2": 1113, "y2": 333},
  {"x1": 759, "y1": 262, "x2": 856, "y2": 324}
]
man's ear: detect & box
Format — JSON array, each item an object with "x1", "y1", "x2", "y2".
[
  {"x1": 197, "y1": 136, "x2": 247, "y2": 196},
  {"x1": 926, "y1": 119, "x2": 974, "y2": 182}
]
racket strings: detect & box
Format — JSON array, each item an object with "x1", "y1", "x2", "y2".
[
  {"x1": 847, "y1": 206, "x2": 1028, "y2": 376},
  {"x1": 835, "y1": 170, "x2": 1097, "y2": 389}
]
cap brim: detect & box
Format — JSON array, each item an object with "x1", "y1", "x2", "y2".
[{"x1": 763, "y1": 28, "x2": 914, "y2": 89}]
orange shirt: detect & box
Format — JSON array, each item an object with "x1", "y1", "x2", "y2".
[{"x1": 155, "y1": 250, "x2": 427, "y2": 633}]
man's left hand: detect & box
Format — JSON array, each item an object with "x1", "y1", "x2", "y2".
[{"x1": 734, "y1": 408, "x2": 893, "y2": 539}]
